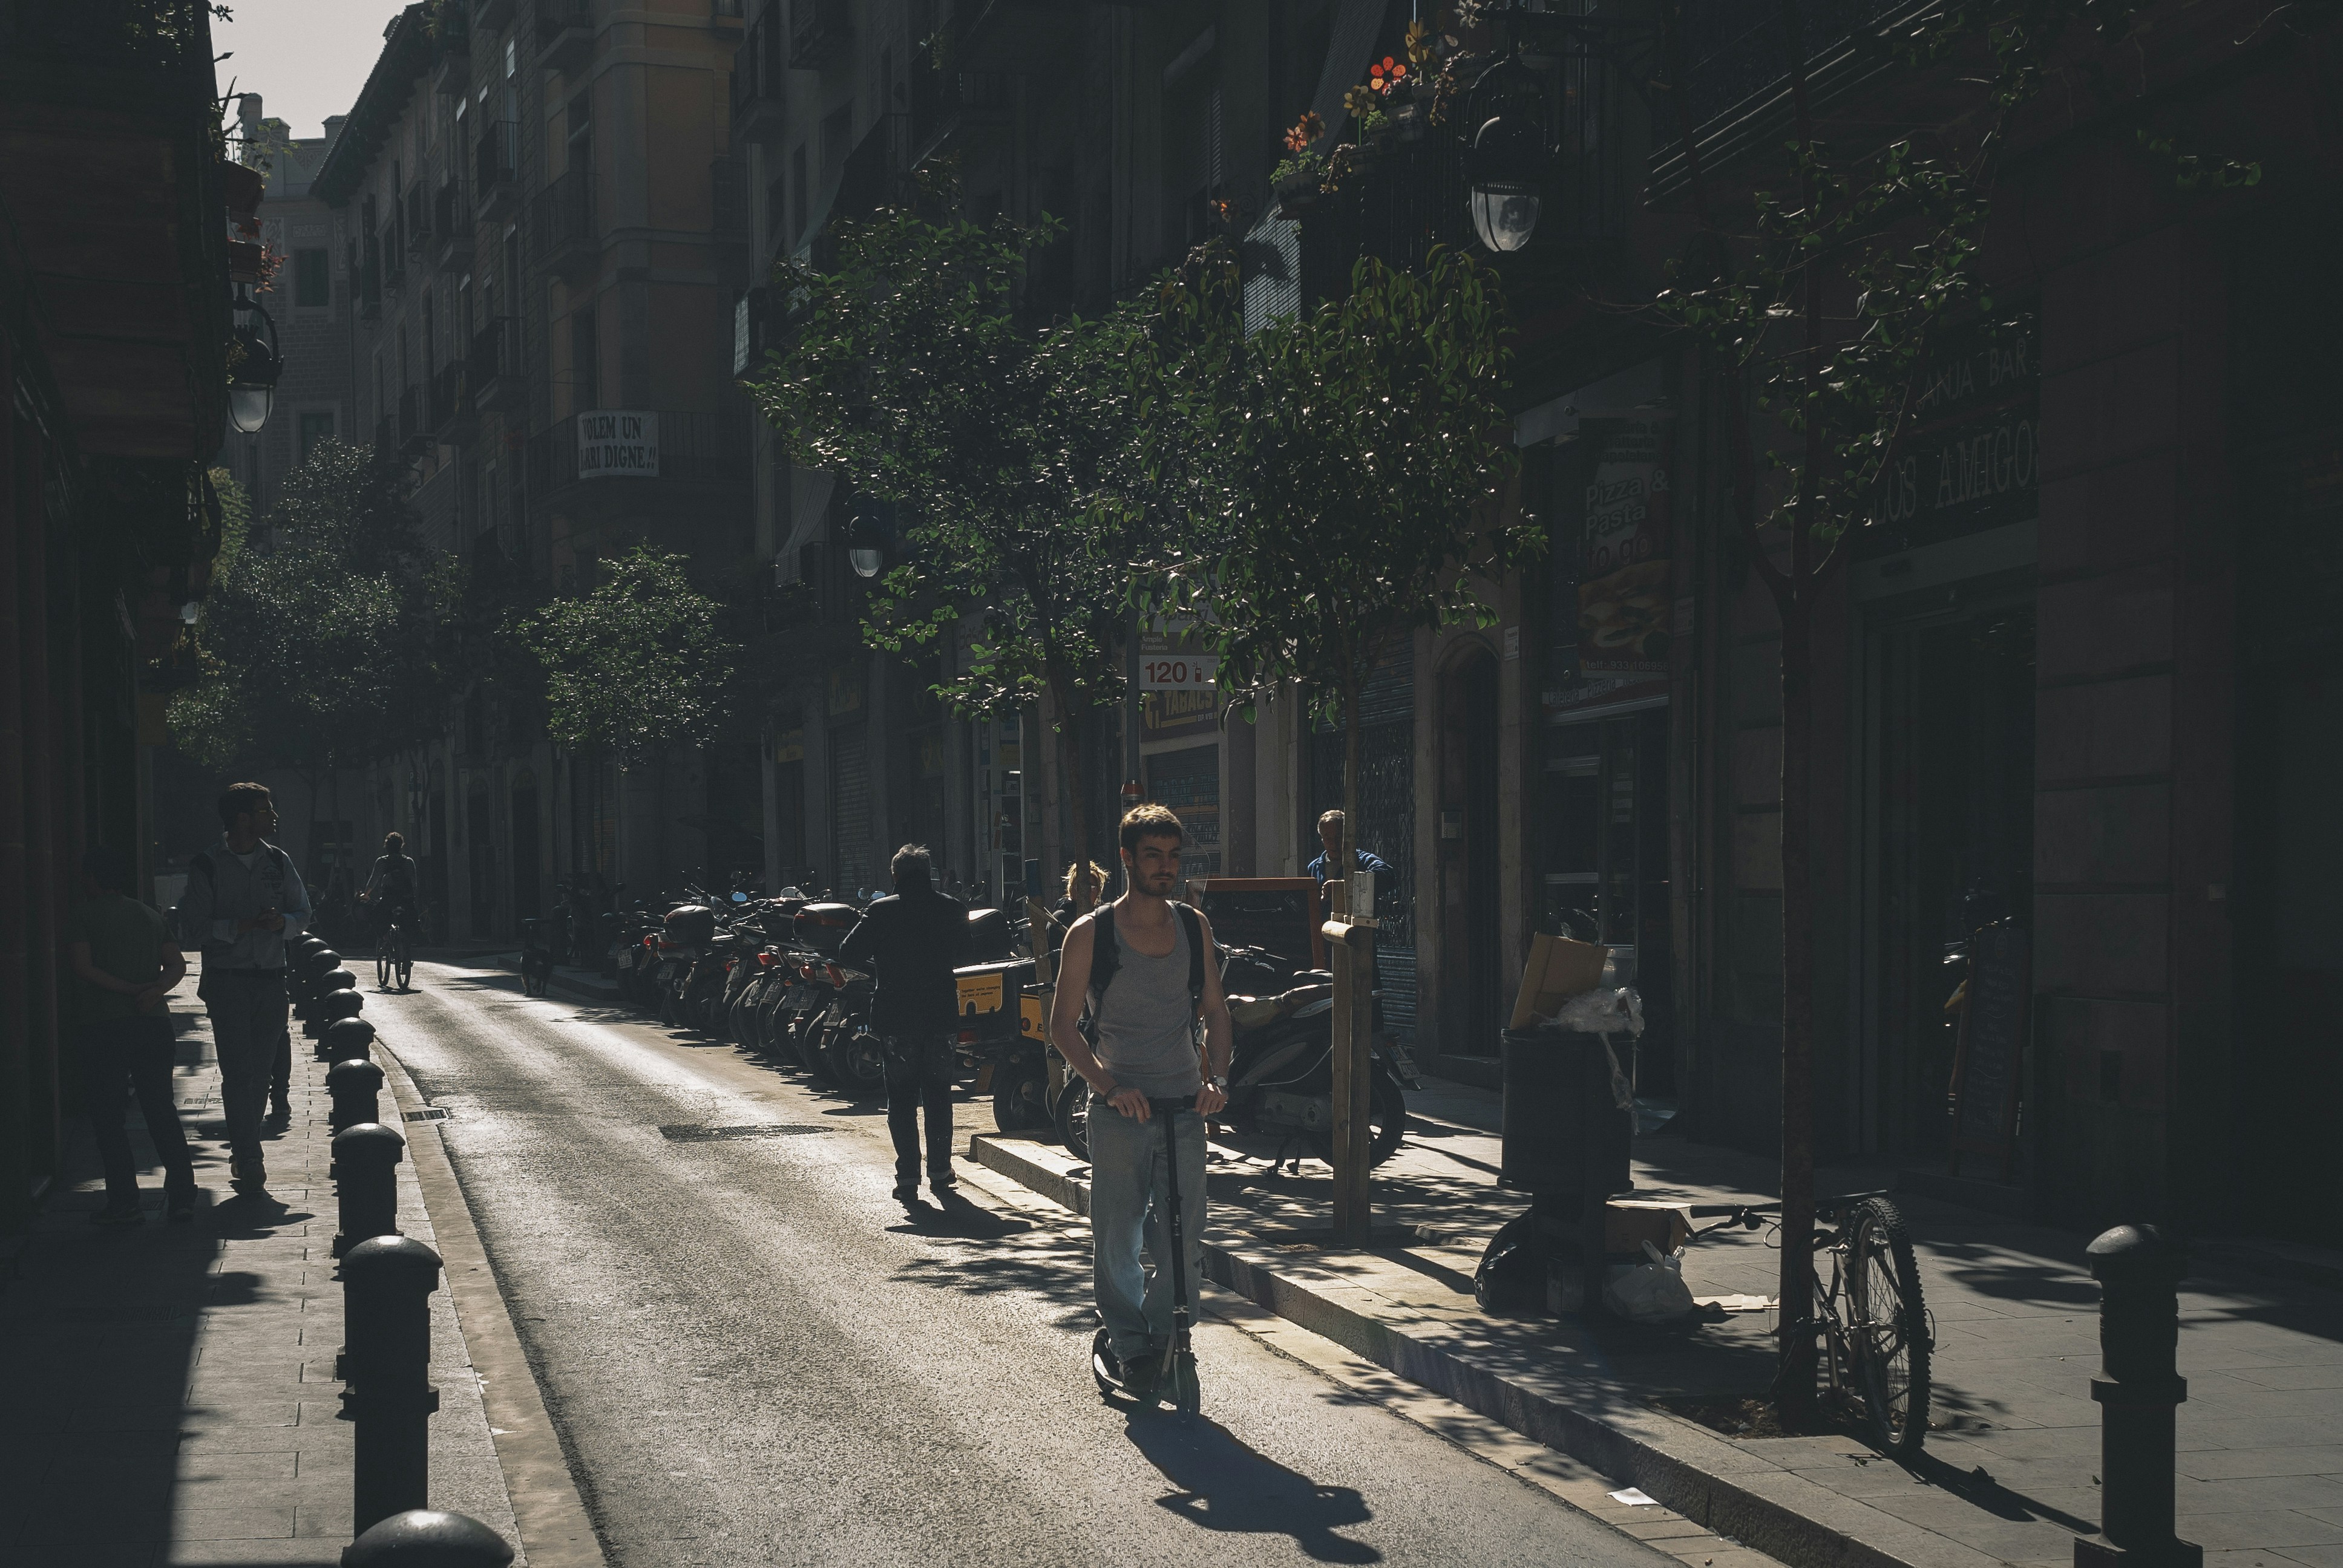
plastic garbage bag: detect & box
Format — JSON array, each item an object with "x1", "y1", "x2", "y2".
[
  {"x1": 1542, "y1": 986, "x2": 1645, "y2": 1037},
  {"x1": 1602, "y1": 1240, "x2": 1697, "y2": 1322}
]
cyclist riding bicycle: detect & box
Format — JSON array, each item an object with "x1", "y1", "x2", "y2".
[{"x1": 360, "y1": 832, "x2": 420, "y2": 951}]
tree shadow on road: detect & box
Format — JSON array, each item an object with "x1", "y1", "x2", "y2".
[{"x1": 1124, "y1": 1413, "x2": 1381, "y2": 1563}]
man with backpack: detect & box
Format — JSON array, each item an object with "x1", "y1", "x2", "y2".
[
  {"x1": 1047, "y1": 803, "x2": 1233, "y2": 1399},
  {"x1": 181, "y1": 782, "x2": 311, "y2": 1196}
]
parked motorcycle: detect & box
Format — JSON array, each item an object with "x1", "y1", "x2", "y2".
[{"x1": 1053, "y1": 941, "x2": 1409, "y2": 1167}]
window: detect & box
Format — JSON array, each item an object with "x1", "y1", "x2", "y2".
[
  {"x1": 571, "y1": 309, "x2": 599, "y2": 409},
  {"x1": 293, "y1": 247, "x2": 330, "y2": 309},
  {"x1": 790, "y1": 143, "x2": 807, "y2": 246},
  {"x1": 299, "y1": 410, "x2": 336, "y2": 462}
]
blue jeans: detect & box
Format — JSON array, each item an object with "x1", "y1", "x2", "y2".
[{"x1": 1087, "y1": 1097, "x2": 1207, "y2": 1361}]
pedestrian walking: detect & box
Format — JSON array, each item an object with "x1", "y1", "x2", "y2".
[
  {"x1": 181, "y1": 782, "x2": 311, "y2": 1196},
  {"x1": 68, "y1": 844, "x2": 197, "y2": 1224},
  {"x1": 838, "y1": 844, "x2": 971, "y2": 1218},
  {"x1": 1047, "y1": 804, "x2": 1233, "y2": 1399}
]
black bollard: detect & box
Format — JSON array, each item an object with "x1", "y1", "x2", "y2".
[
  {"x1": 311, "y1": 986, "x2": 365, "y2": 1041},
  {"x1": 332, "y1": 1122, "x2": 405, "y2": 1257},
  {"x1": 329, "y1": 1059, "x2": 385, "y2": 1132},
  {"x1": 2074, "y1": 1224, "x2": 2202, "y2": 1568},
  {"x1": 341, "y1": 1236, "x2": 444, "y2": 1537},
  {"x1": 341, "y1": 1509, "x2": 514, "y2": 1567},
  {"x1": 324, "y1": 1016, "x2": 377, "y2": 1062}
]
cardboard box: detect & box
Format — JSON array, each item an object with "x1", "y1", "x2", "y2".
[
  {"x1": 1507, "y1": 932, "x2": 1611, "y2": 1030},
  {"x1": 1605, "y1": 1200, "x2": 1693, "y2": 1258}
]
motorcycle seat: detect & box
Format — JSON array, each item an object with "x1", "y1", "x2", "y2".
[
  {"x1": 1278, "y1": 982, "x2": 1334, "y2": 1013},
  {"x1": 1227, "y1": 995, "x2": 1281, "y2": 1030}
]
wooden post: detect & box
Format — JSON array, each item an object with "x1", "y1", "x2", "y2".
[{"x1": 1324, "y1": 880, "x2": 1374, "y2": 1246}]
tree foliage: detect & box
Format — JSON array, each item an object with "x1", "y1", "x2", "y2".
[
  {"x1": 1152, "y1": 249, "x2": 1531, "y2": 860},
  {"x1": 749, "y1": 204, "x2": 1190, "y2": 860},
  {"x1": 1646, "y1": 0, "x2": 2167, "y2": 1416},
  {"x1": 166, "y1": 440, "x2": 441, "y2": 775},
  {"x1": 519, "y1": 544, "x2": 735, "y2": 763}
]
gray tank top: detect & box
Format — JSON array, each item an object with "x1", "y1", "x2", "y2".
[{"x1": 1088, "y1": 907, "x2": 1202, "y2": 1099}]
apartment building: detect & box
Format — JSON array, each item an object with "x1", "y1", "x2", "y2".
[{"x1": 304, "y1": 0, "x2": 756, "y2": 936}]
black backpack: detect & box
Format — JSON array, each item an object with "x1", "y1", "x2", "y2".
[{"x1": 1081, "y1": 901, "x2": 1205, "y2": 1022}]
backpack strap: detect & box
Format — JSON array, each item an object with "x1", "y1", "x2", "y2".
[
  {"x1": 1083, "y1": 906, "x2": 1119, "y2": 1015},
  {"x1": 1176, "y1": 902, "x2": 1204, "y2": 1010}
]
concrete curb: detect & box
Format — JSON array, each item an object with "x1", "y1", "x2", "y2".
[
  {"x1": 970, "y1": 1131, "x2": 2010, "y2": 1568},
  {"x1": 375, "y1": 1037, "x2": 612, "y2": 1567}
]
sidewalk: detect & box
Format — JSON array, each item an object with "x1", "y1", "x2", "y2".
[
  {"x1": 972, "y1": 1074, "x2": 2343, "y2": 1568},
  {"x1": 0, "y1": 988, "x2": 529, "y2": 1566}
]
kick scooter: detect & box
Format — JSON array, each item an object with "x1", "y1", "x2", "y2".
[{"x1": 1091, "y1": 1096, "x2": 1202, "y2": 1414}]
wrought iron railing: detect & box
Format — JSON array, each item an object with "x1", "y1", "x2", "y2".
[
  {"x1": 731, "y1": 4, "x2": 785, "y2": 126},
  {"x1": 531, "y1": 166, "x2": 596, "y2": 260},
  {"x1": 788, "y1": 0, "x2": 850, "y2": 71},
  {"x1": 474, "y1": 119, "x2": 519, "y2": 201}
]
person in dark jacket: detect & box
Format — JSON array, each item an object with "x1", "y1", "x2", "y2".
[{"x1": 839, "y1": 844, "x2": 971, "y2": 1216}]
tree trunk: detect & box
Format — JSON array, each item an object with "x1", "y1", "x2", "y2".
[
  {"x1": 1769, "y1": 597, "x2": 1818, "y2": 1420},
  {"x1": 1046, "y1": 672, "x2": 1092, "y2": 895},
  {"x1": 1331, "y1": 674, "x2": 1372, "y2": 1242}
]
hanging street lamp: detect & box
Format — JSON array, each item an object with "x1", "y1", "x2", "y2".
[{"x1": 226, "y1": 286, "x2": 283, "y2": 434}]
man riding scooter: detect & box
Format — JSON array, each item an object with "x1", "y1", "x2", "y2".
[{"x1": 1049, "y1": 803, "x2": 1232, "y2": 1410}]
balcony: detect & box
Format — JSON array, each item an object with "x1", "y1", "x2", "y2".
[
  {"x1": 534, "y1": 0, "x2": 592, "y2": 74},
  {"x1": 398, "y1": 384, "x2": 427, "y2": 451},
  {"x1": 474, "y1": 119, "x2": 520, "y2": 220},
  {"x1": 474, "y1": 0, "x2": 514, "y2": 30},
  {"x1": 1654, "y1": 0, "x2": 1907, "y2": 194},
  {"x1": 531, "y1": 166, "x2": 597, "y2": 281},
  {"x1": 358, "y1": 238, "x2": 383, "y2": 321},
  {"x1": 908, "y1": 59, "x2": 1012, "y2": 168},
  {"x1": 712, "y1": 157, "x2": 747, "y2": 240},
  {"x1": 430, "y1": 3, "x2": 470, "y2": 95},
  {"x1": 730, "y1": 4, "x2": 787, "y2": 144},
  {"x1": 788, "y1": 0, "x2": 850, "y2": 71},
  {"x1": 404, "y1": 180, "x2": 434, "y2": 256},
  {"x1": 433, "y1": 175, "x2": 474, "y2": 270},
  {"x1": 470, "y1": 316, "x2": 527, "y2": 415},
  {"x1": 431, "y1": 360, "x2": 476, "y2": 440}
]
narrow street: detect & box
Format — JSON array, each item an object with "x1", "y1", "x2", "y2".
[{"x1": 372, "y1": 961, "x2": 1682, "y2": 1568}]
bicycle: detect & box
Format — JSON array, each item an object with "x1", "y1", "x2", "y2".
[
  {"x1": 376, "y1": 903, "x2": 415, "y2": 993},
  {"x1": 1694, "y1": 1191, "x2": 1932, "y2": 1460}
]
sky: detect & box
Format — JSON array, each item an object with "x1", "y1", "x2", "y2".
[{"x1": 217, "y1": 1, "x2": 415, "y2": 142}]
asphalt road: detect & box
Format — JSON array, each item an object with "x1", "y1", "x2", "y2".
[{"x1": 373, "y1": 961, "x2": 1686, "y2": 1568}]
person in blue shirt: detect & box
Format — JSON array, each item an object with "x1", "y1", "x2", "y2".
[{"x1": 1306, "y1": 809, "x2": 1392, "y2": 887}]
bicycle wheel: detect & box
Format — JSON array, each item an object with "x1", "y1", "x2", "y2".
[
  {"x1": 395, "y1": 931, "x2": 413, "y2": 991},
  {"x1": 1846, "y1": 1197, "x2": 1931, "y2": 1460},
  {"x1": 378, "y1": 945, "x2": 393, "y2": 990}
]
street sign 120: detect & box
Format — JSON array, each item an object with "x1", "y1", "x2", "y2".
[{"x1": 1141, "y1": 656, "x2": 1216, "y2": 692}]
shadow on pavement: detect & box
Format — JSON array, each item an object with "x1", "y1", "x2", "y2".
[{"x1": 1125, "y1": 1414, "x2": 1381, "y2": 1563}]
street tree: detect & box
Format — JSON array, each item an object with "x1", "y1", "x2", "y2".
[
  {"x1": 167, "y1": 440, "x2": 442, "y2": 823},
  {"x1": 1157, "y1": 248, "x2": 1529, "y2": 893},
  {"x1": 1648, "y1": 0, "x2": 2209, "y2": 1416},
  {"x1": 519, "y1": 543, "x2": 735, "y2": 763},
  {"x1": 748, "y1": 204, "x2": 1175, "y2": 871},
  {"x1": 1146, "y1": 249, "x2": 1527, "y2": 1240}
]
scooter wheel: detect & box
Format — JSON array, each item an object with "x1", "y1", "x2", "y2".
[{"x1": 1170, "y1": 1351, "x2": 1201, "y2": 1415}]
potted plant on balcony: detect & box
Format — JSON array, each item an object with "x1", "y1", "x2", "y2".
[
  {"x1": 1388, "y1": 22, "x2": 1438, "y2": 144},
  {"x1": 1271, "y1": 111, "x2": 1328, "y2": 218}
]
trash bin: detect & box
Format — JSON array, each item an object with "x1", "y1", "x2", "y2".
[{"x1": 1498, "y1": 1027, "x2": 1636, "y2": 1206}]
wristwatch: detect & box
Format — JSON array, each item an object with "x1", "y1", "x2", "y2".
[{"x1": 1207, "y1": 1074, "x2": 1229, "y2": 1091}]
